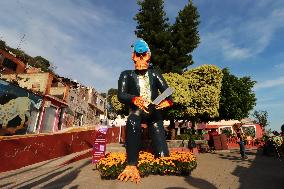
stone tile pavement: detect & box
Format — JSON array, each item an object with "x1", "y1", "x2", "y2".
[{"x1": 1, "y1": 146, "x2": 283, "y2": 189}]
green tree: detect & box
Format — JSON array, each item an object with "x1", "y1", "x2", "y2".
[
  {"x1": 134, "y1": 0, "x2": 171, "y2": 73},
  {"x1": 164, "y1": 65, "x2": 223, "y2": 122},
  {"x1": 170, "y1": 0, "x2": 200, "y2": 73},
  {"x1": 11, "y1": 49, "x2": 32, "y2": 64},
  {"x1": 110, "y1": 94, "x2": 128, "y2": 116},
  {"x1": 163, "y1": 65, "x2": 223, "y2": 138},
  {"x1": 134, "y1": 0, "x2": 200, "y2": 73},
  {"x1": 0, "y1": 40, "x2": 53, "y2": 72},
  {"x1": 218, "y1": 68, "x2": 257, "y2": 121},
  {"x1": 0, "y1": 40, "x2": 7, "y2": 50},
  {"x1": 252, "y1": 110, "x2": 269, "y2": 130},
  {"x1": 107, "y1": 88, "x2": 119, "y2": 119},
  {"x1": 107, "y1": 88, "x2": 118, "y2": 104},
  {"x1": 28, "y1": 56, "x2": 50, "y2": 72}
]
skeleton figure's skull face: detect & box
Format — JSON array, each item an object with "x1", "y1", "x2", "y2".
[{"x1": 132, "y1": 52, "x2": 151, "y2": 70}]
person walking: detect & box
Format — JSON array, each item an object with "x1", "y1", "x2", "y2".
[{"x1": 235, "y1": 125, "x2": 248, "y2": 160}]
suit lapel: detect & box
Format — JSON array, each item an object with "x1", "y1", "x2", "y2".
[
  {"x1": 132, "y1": 70, "x2": 140, "y2": 94},
  {"x1": 148, "y1": 70, "x2": 154, "y2": 100}
]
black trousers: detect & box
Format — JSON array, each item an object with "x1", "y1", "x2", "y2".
[{"x1": 125, "y1": 109, "x2": 169, "y2": 165}]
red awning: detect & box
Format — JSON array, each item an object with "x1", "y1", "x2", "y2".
[{"x1": 206, "y1": 125, "x2": 219, "y2": 129}]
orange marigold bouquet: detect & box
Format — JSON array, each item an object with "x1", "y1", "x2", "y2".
[{"x1": 97, "y1": 151, "x2": 197, "y2": 179}]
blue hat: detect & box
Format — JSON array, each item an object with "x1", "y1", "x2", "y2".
[{"x1": 133, "y1": 39, "x2": 150, "y2": 53}]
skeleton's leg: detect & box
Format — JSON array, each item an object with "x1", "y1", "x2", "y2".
[
  {"x1": 148, "y1": 119, "x2": 169, "y2": 158},
  {"x1": 125, "y1": 110, "x2": 142, "y2": 165},
  {"x1": 118, "y1": 110, "x2": 142, "y2": 183}
]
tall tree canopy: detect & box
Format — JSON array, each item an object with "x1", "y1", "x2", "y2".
[
  {"x1": 218, "y1": 68, "x2": 257, "y2": 121},
  {"x1": 252, "y1": 110, "x2": 269, "y2": 129},
  {"x1": 170, "y1": 1, "x2": 200, "y2": 73},
  {"x1": 134, "y1": 0, "x2": 200, "y2": 73}
]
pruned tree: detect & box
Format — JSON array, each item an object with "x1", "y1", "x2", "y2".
[{"x1": 164, "y1": 65, "x2": 223, "y2": 122}]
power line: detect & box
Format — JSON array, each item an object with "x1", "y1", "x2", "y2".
[{"x1": 17, "y1": 34, "x2": 26, "y2": 50}]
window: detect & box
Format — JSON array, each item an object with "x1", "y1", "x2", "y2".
[
  {"x1": 3, "y1": 58, "x2": 17, "y2": 71},
  {"x1": 70, "y1": 96, "x2": 75, "y2": 102},
  {"x1": 241, "y1": 125, "x2": 256, "y2": 137},
  {"x1": 99, "y1": 99, "x2": 104, "y2": 107},
  {"x1": 75, "y1": 112, "x2": 83, "y2": 126},
  {"x1": 219, "y1": 126, "x2": 233, "y2": 134}
]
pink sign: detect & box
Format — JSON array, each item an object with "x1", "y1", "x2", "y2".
[{"x1": 92, "y1": 127, "x2": 108, "y2": 164}]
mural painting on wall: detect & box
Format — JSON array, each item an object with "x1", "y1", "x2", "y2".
[
  {"x1": 60, "y1": 107, "x2": 75, "y2": 129},
  {"x1": 0, "y1": 79, "x2": 43, "y2": 136}
]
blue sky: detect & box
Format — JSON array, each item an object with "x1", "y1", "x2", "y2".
[{"x1": 0, "y1": 0, "x2": 283, "y2": 131}]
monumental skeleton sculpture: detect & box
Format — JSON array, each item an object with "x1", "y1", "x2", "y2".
[{"x1": 117, "y1": 39, "x2": 173, "y2": 183}]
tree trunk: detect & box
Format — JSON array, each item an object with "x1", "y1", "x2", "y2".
[
  {"x1": 169, "y1": 119, "x2": 176, "y2": 140},
  {"x1": 191, "y1": 119, "x2": 196, "y2": 134}
]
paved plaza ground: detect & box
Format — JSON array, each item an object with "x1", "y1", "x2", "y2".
[{"x1": 0, "y1": 148, "x2": 283, "y2": 189}]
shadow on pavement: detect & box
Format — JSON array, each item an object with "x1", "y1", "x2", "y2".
[
  {"x1": 42, "y1": 159, "x2": 91, "y2": 189},
  {"x1": 185, "y1": 176, "x2": 217, "y2": 189},
  {"x1": 165, "y1": 175, "x2": 217, "y2": 189},
  {"x1": 0, "y1": 182, "x2": 14, "y2": 188},
  {"x1": 0, "y1": 157, "x2": 63, "y2": 181},
  {"x1": 218, "y1": 154, "x2": 253, "y2": 163},
  {"x1": 217, "y1": 149, "x2": 284, "y2": 189},
  {"x1": 233, "y1": 149, "x2": 284, "y2": 189},
  {"x1": 12, "y1": 167, "x2": 72, "y2": 189},
  {"x1": 4, "y1": 159, "x2": 91, "y2": 189}
]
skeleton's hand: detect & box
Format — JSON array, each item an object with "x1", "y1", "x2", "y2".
[
  {"x1": 117, "y1": 165, "x2": 141, "y2": 184},
  {"x1": 156, "y1": 99, "x2": 173, "y2": 109},
  {"x1": 132, "y1": 96, "x2": 150, "y2": 113}
]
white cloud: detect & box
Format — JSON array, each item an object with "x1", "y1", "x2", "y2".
[
  {"x1": 199, "y1": 6, "x2": 284, "y2": 61},
  {"x1": 221, "y1": 40, "x2": 251, "y2": 60},
  {"x1": 254, "y1": 76, "x2": 284, "y2": 90},
  {"x1": 274, "y1": 63, "x2": 284, "y2": 69}
]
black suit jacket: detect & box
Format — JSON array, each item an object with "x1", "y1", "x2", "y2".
[{"x1": 118, "y1": 69, "x2": 172, "y2": 110}]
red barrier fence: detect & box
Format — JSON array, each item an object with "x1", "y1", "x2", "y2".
[
  {"x1": 226, "y1": 137, "x2": 264, "y2": 149},
  {"x1": 106, "y1": 126, "x2": 125, "y2": 143},
  {"x1": 0, "y1": 126, "x2": 125, "y2": 173}
]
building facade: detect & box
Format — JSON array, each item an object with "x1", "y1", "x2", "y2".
[{"x1": 0, "y1": 49, "x2": 105, "y2": 136}]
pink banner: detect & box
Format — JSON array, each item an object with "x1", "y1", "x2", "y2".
[{"x1": 92, "y1": 128, "x2": 108, "y2": 164}]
